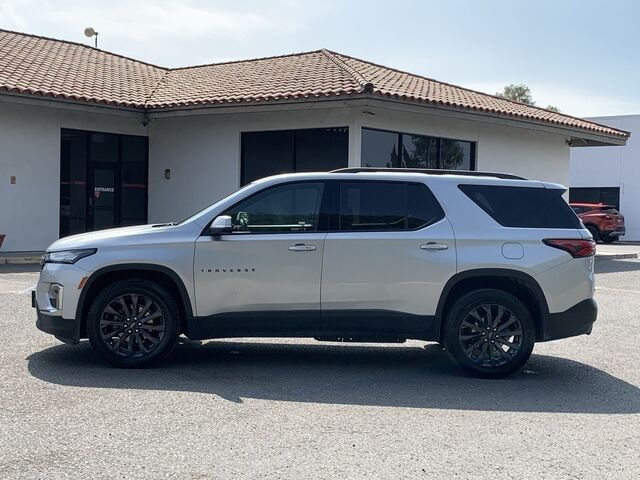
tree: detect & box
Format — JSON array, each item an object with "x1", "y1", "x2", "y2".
[
  {"x1": 496, "y1": 83, "x2": 560, "y2": 112},
  {"x1": 497, "y1": 84, "x2": 535, "y2": 105}
]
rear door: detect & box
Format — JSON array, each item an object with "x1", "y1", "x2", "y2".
[{"x1": 321, "y1": 180, "x2": 456, "y2": 335}]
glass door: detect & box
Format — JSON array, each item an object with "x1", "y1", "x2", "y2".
[
  {"x1": 60, "y1": 129, "x2": 148, "y2": 237},
  {"x1": 90, "y1": 162, "x2": 118, "y2": 231}
]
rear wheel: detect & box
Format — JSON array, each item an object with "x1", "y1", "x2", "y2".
[
  {"x1": 87, "y1": 279, "x2": 180, "y2": 368},
  {"x1": 443, "y1": 289, "x2": 535, "y2": 378},
  {"x1": 602, "y1": 235, "x2": 618, "y2": 244},
  {"x1": 586, "y1": 225, "x2": 600, "y2": 242}
]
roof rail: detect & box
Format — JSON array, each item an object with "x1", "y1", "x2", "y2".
[{"x1": 330, "y1": 167, "x2": 527, "y2": 180}]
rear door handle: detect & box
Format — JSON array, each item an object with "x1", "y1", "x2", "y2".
[
  {"x1": 288, "y1": 243, "x2": 317, "y2": 252},
  {"x1": 420, "y1": 242, "x2": 449, "y2": 251}
]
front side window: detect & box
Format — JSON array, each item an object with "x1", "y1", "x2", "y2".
[
  {"x1": 337, "y1": 181, "x2": 444, "y2": 232},
  {"x1": 223, "y1": 182, "x2": 325, "y2": 234}
]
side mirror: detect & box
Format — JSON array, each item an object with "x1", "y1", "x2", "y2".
[{"x1": 209, "y1": 215, "x2": 233, "y2": 235}]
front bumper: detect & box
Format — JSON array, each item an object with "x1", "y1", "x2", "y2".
[
  {"x1": 34, "y1": 296, "x2": 81, "y2": 344},
  {"x1": 603, "y1": 227, "x2": 626, "y2": 237},
  {"x1": 540, "y1": 298, "x2": 597, "y2": 342}
]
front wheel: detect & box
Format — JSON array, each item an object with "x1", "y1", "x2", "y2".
[
  {"x1": 586, "y1": 225, "x2": 600, "y2": 243},
  {"x1": 443, "y1": 289, "x2": 535, "y2": 378},
  {"x1": 87, "y1": 279, "x2": 180, "y2": 368}
]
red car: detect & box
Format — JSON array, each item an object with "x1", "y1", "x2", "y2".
[{"x1": 570, "y1": 203, "x2": 625, "y2": 243}]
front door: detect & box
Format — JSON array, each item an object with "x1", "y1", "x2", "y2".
[
  {"x1": 321, "y1": 180, "x2": 456, "y2": 335},
  {"x1": 59, "y1": 129, "x2": 148, "y2": 237},
  {"x1": 89, "y1": 162, "x2": 117, "y2": 231},
  {"x1": 193, "y1": 181, "x2": 328, "y2": 336}
]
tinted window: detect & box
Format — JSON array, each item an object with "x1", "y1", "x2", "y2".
[
  {"x1": 338, "y1": 181, "x2": 443, "y2": 231},
  {"x1": 295, "y1": 128, "x2": 348, "y2": 172},
  {"x1": 224, "y1": 182, "x2": 325, "y2": 233},
  {"x1": 569, "y1": 186, "x2": 620, "y2": 209},
  {"x1": 241, "y1": 128, "x2": 348, "y2": 185},
  {"x1": 459, "y1": 184, "x2": 581, "y2": 229},
  {"x1": 362, "y1": 128, "x2": 475, "y2": 171},
  {"x1": 361, "y1": 129, "x2": 400, "y2": 168}
]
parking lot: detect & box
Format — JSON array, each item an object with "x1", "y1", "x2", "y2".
[{"x1": 0, "y1": 260, "x2": 638, "y2": 479}]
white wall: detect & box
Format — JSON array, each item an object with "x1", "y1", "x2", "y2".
[
  {"x1": 0, "y1": 97, "x2": 574, "y2": 252},
  {"x1": 148, "y1": 106, "x2": 356, "y2": 223},
  {"x1": 149, "y1": 104, "x2": 571, "y2": 224},
  {"x1": 0, "y1": 99, "x2": 146, "y2": 252},
  {"x1": 570, "y1": 115, "x2": 640, "y2": 240}
]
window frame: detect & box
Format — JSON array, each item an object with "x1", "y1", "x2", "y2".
[
  {"x1": 214, "y1": 180, "x2": 332, "y2": 235},
  {"x1": 361, "y1": 127, "x2": 477, "y2": 171},
  {"x1": 326, "y1": 179, "x2": 445, "y2": 233}
]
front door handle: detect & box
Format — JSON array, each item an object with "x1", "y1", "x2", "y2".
[
  {"x1": 420, "y1": 242, "x2": 449, "y2": 251},
  {"x1": 288, "y1": 243, "x2": 317, "y2": 252}
]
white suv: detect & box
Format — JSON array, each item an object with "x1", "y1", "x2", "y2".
[{"x1": 34, "y1": 168, "x2": 597, "y2": 377}]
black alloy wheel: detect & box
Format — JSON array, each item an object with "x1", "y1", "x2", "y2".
[
  {"x1": 88, "y1": 279, "x2": 179, "y2": 367},
  {"x1": 443, "y1": 289, "x2": 535, "y2": 378}
]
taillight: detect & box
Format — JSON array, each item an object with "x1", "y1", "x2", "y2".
[{"x1": 543, "y1": 239, "x2": 596, "y2": 258}]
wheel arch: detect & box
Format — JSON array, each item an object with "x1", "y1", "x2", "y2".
[
  {"x1": 77, "y1": 264, "x2": 194, "y2": 338},
  {"x1": 435, "y1": 269, "x2": 550, "y2": 342}
]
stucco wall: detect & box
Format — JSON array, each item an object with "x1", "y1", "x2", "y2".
[
  {"x1": 1, "y1": 98, "x2": 572, "y2": 251},
  {"x1": 147, "y1": 106, "x2": 356, "y2": 223},
  {"x1": 149, "y1": 104, "x2": 570, "y2": 223},
  {"x1": 0, "y1": 99, "x2": 146, "y2": 252},
  {"x1": 570, "y1": 115, "x2": 640, "y2": 240}
]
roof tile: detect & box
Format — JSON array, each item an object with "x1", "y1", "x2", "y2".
[{"x1": 0, "y1": 29, "x2": 629, "y2": 139}]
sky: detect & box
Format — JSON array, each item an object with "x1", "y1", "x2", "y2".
[{"x1": 1, "y1": 0, "x2": 639, "y2": 118}]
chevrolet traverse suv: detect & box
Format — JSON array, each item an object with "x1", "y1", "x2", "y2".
[{"x1": 35, "y1": 168, "x2": 597, "y2": 378}]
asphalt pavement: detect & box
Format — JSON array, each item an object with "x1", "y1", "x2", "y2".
[{"x1": 0, "y1": 260, "x2": 638, "y2": 479}]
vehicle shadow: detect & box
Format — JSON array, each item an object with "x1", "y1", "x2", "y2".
[
  {"x1": 595, "y1": 259, "x2": 640, "y2": 274},
  {"x1": 27, "y1": 340, "x2": 640, "y2": 414}
]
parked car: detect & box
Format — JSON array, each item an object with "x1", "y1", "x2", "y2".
[
  {"x1": 570, "y1": 202, "x2": 625, "y2": 243},
  {"x1": 34, "y1": 168, "x2": 597, "y2": 378}
]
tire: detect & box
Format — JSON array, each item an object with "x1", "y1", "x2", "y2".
[
  {"x1": 586, "y1": 225, "x2": 600, "y2": 243},
  {"x1": 87, "y1": 279, "x2": 180, "y2": 368},
  {"x1": 443, "y1": 289, "x2": 535, "y2": 378},
  {"x1": 602, "y1": 235, "x2": 618, "y2": 244}
]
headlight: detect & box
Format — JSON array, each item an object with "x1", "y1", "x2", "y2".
[{"x1": 43, "y1": 248, "x2": 97, "y2": 264}]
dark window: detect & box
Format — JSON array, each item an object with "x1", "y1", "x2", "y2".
[
  {"x1": 569, "y1": 187, "x2": 620, "y2": 209},
  {"x1": 362, "y1": 128, "x2": 476, "y2": 171},
  {"x1": 402, "y1": 134, "x2": 439, "y2": 169},
  {"x1": 241, "y1": 128, "x2": 348, "y2": 185},
  {"x1": 60, "y1": 131, "x2": 88, "y2": 236},
  {"x1": 460, "y1": 184, "x2": 581, "y2": 229},
  {"x1": 223, "y1": 182, "x2": 325, "y2": 234},
  {"x1": 337, "y1": 181, "x2": 444, "y2": 232},
  {"x1": 361, "y1": 129, "x2": 400, "y2": 168},
  {"x1": 120, "y1": 135, "x2": 148, "y2": 226}
]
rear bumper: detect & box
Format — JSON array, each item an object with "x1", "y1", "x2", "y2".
[
  {"x1": 540, "y1": 298, "x2": 597, "y2": 342},
  {"x1": 34, "y1": 296, "x2": 80, "y2": 345}
]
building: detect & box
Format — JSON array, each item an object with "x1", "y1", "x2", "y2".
[
  {"x1": 0, "y1": 29, "x2": 629, "y2": 252},
  {"x1": 570, "y1": 114, "x2": 639, "y2": 240}
]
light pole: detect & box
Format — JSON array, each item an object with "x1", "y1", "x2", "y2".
[{"x1": 84, "y1": 27, "x2": 99, "y2": 48}]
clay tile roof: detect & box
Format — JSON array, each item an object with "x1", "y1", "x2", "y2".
[
  {"x1": 0, "y1": 29, "x2": 166, "y2": 107},
  {"x1": 0, "y1": 29, "x2": 629, "y2": 140}
]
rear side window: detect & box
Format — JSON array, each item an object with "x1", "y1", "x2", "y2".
[
  {"x1": 337, "y1": 181, "x2": 444, "y2": 231},
  {"x1": 601, "y1": 206, "x2": 619, "y2": 214},
  {"x1": 459, "y1": 184, "x2": 581, "y2": 229}
]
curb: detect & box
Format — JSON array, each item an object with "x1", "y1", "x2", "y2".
[
  {"x1": 595, "y1": 253, "x2": 638, "y2": 261},
  {"x1": 0, "y1": 256, "x2": 42, "y2": 265}
]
